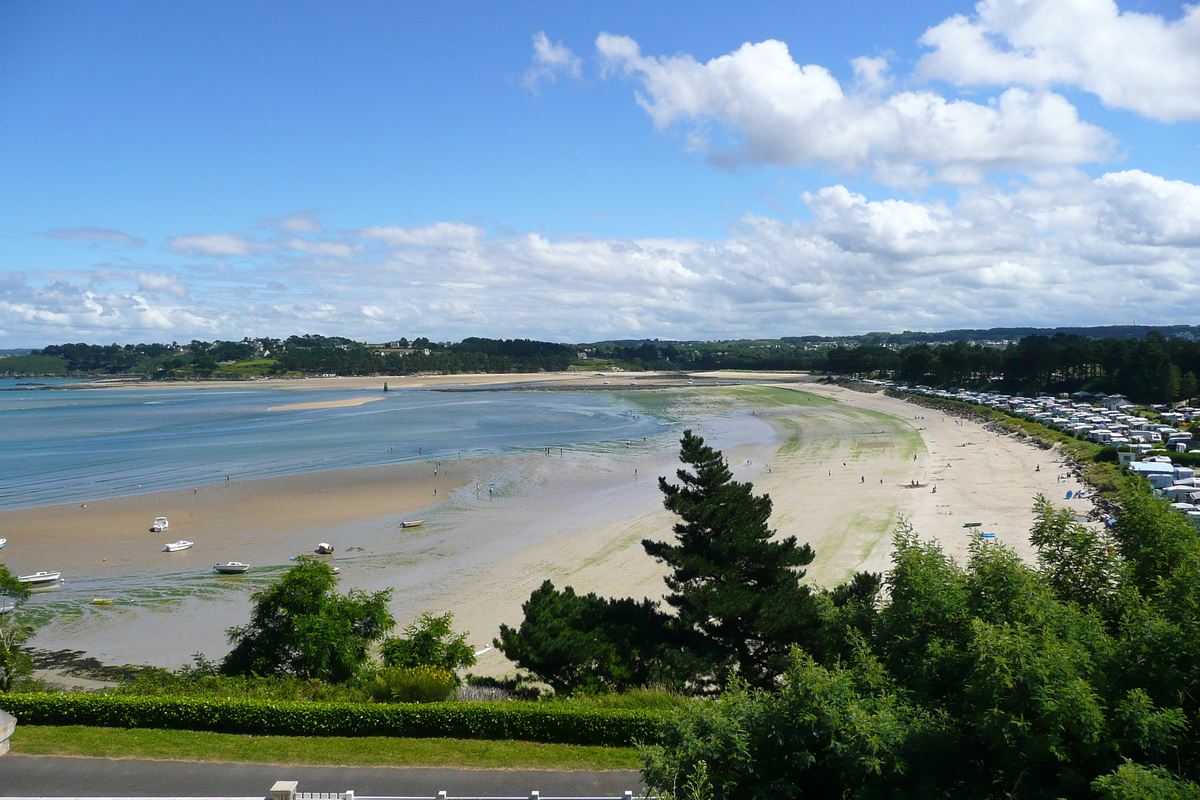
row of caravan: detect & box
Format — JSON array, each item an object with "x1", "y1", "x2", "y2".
[{"x1": 1137, "y1": 462, "x2": 1200, "y2": 529}]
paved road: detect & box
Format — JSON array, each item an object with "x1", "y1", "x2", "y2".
[{"x1": 0, "y1": 755, "x2": 645, "y2": 797}]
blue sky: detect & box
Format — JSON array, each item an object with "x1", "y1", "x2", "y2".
[{"x1": 1, "y1": 0, "x2": 1198, "y2": 346}]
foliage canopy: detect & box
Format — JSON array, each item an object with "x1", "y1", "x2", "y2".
[{"x1": 222, "y1": 558, "x2": 393, "y2": 683}]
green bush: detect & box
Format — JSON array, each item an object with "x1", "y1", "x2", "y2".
[
  {"x1": 545, "y1": 688, "x2": 697, "y2": 712},
  {"x1": 0, "y1": 692, "x2": 661, "y2": 746},
  {"x1": 368, "y1": 666, "x2": 457, "y2": 703},
  {"x1": 113, "y1": 671, "x2": 371, "y2": 702}
]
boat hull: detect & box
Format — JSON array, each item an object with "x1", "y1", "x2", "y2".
[{"x1": 17, "y1": 571, "x2": 61, "y2": 586}]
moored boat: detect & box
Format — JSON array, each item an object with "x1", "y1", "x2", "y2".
[
  {"x1": 315, "y1": 542, "x2": 334, "y2": 554},
  {"x1": 213, "y1": 562, "x2": 250, "y2": 574},
  {"x1": 163, "y1": 540, "x2": 194, "y2": 552},
  {"x1": 17, "y1": 570, "x2": 62, "y2": 586},
  {"x1": 400, "y1": 519, "x2": 424, "y2": 528},
  {"x1": 0, "y1": 537, "x2": 6, "y2": 549},
  {"x1": 92, "y1": 598, "x2": 113, "y2": 605},
  {"x1": 150, "y1": 516, "x2": 169, "y2": 532}
]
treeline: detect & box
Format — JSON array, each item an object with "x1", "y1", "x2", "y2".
[
  {"x1": 828, "y1": 331, "x2": 1200, "y2": 403},
  {"x1": 792, "y1": 324, "x2": 1200, "y2": 346},
  {"x1": 0, "y1": 336, "x2": 580, "y2": 378},
  {"x1": 493, "y1": 431, "x2": 1200, "y2": 798},
  {"x1": 274, "y1": 338, "x2": 578, "y2": 375},
  {"x1": 9, "y1": 330, "x2": 1200, "y2": 401}
]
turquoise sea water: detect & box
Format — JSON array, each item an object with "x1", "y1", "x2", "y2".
[{"x1": 0, "y1": 385, "x2": 669, "y2": 509}]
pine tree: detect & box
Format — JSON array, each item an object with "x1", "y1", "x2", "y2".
[{"x1": 644, "y1": 429, "x2": 819, "y2": 690}]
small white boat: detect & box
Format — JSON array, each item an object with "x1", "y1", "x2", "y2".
[
  {"x1": 0, "y1": 598, "x2": 15, "y2": 615},
  {"x1": 163, "y1": 540, "x2": 194, "y2": 552},
  {"x1": 400, "y1": 519, "x2": 424, "y2": 528},
  {"x1": 17, "y1": 570, "x2": 62, "y2": 586},
  {"x1": 150, "y1": 516, "x2": 169, "y2": 532},
  {"x1": 213, "y1": 562, "x2": 250, "y2": 574},
  {"x1": 315, "y1": 542, "x2": 334, "y2": 554},
  {"x1": 0, "y1": 537, "x2": 6, "y2": 548}
]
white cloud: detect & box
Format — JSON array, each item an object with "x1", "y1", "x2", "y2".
[
  {"x1": 9, "y1": 168, "x2": 1200, "y2": 344},
  {"x1": 916, "y1": 0, "x2": 1200, "y2": 122},
  {"x1": 39, "y1": 227, "x2": 146, "y2": 248},
  {"x1": 276, "y1": 212, "x2": 324, "y2": 233},
  {"x1": 851, "y1": 56, "x2": 892, "y2": 95},
  {"x1": 283, "y1": 239, "x2": 358, "y2": 259},
  {"x1": 0, "y1": 275, "x2": 215, "y2": 342},
  {"x1": 167, "y1": 232, "x2": 264, "y2": 257},
  {"x1": 1094, "y1": 170, "x2": 1200, "y2": 246},
  {"x1": 595, "y1": 34, "x2": 1112, "y2": 186},
  {"x1": 523, "y1": 31, "x2": 583, "y2": 92},
  {"x1": 359, "y1": 222, "x2": 485, "y2": 249},
  {"x1": 802, "y1": 186, "x2": 951, "y2": 257},
  {"x1": 136, "y1": 272, "x2": 189, "y2": 298}
]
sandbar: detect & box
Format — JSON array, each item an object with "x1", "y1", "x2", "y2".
[
  {"x1": 71, "y1": 371, "x2": 684, "y2": 393},
  {"x1": 268, "y1": 396, "x2": 384, "y2": 411}
]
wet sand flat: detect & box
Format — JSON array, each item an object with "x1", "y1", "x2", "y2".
[{"x1": 0, "y1": 461, "x2": 469, "y2": 581}]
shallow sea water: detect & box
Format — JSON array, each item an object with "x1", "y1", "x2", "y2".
[
  {"x1": 0, "y1": 385, "x2": 667, "y2": 509},
  {"x1": 7, "y1": 384, "x2": 781, "y2": 667}
]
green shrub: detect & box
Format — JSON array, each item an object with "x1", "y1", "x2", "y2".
[
  {"x1": 368, "y1": 666, "x2": 457, "y2": 703},
  {"x1": 113, "y1": 671, "x2": 371, "y2": 703},
  {"x1": 0, "y1": 692, "x2": 661, "y2": 746},
  {"x1": 546, "y1": 688, "x2": 697, "y2": 712}
]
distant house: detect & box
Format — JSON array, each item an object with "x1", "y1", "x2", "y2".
[{"x1": 1103, "y1": 394, "x2": 1134, "y2": 411}]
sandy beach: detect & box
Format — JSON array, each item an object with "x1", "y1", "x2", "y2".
[
  {"x1": 2, "y1": 374, "x2": 1094, "y2": 676},
  {"x1": 448, "y1": 378, "x2": 1093, "y2": 676}
]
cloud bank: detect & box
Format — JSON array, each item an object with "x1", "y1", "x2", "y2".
[
  {"x1": 917, "y1": 0, "x2": 1200, "y2": 122},
  {"x1": 595, "y1": 33, "x2": 1113, "y2": 187},
  {"x1": 5, "y1": 167, "x2": 1200, "y2": 343}
]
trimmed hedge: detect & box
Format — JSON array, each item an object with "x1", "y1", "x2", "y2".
[{"x1": 0, "y1": 693, "x2": 660, "y2": 746}]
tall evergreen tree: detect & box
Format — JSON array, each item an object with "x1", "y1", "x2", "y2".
[{"x1": 644, "y1": 429, "x2": 819, "y2": 690}]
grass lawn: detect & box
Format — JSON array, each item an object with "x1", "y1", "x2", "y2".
[{"x1": 10, "y1": 726, "x2": 642, "y2": 770}]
